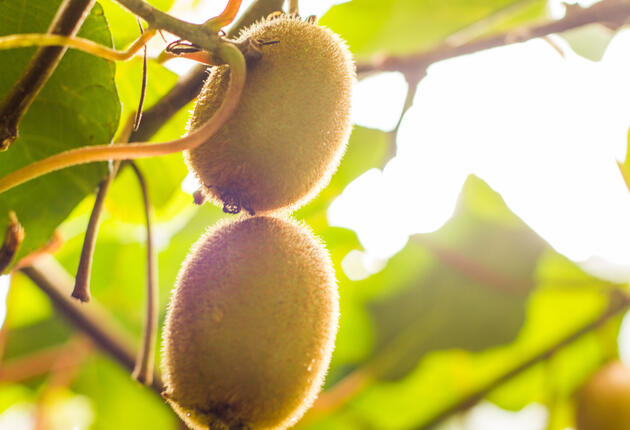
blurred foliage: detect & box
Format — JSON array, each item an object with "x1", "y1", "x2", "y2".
[
  {"x1": 0, "y1": 1, "x2": 627, "y2": 430},
  {"x1": 320, "y1": 0, "x2": 548, "y2": 60}
]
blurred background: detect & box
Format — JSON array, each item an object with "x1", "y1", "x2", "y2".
[{"x1": 2, "y1": 0, "x2": 630, "y2": 428}]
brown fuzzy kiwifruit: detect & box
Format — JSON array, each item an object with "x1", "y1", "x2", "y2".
[
  {"x1": 576, "y1": 361, "x2": 630, "y2": 430},
  {"x1": 186, "y1": 14, "x2": 355, "y2": 215},
  {"x1": 161, "y1": 215, "x2": 338, "y2": 430}
]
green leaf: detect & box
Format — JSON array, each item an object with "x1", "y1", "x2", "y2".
[
  {"x1": 561, "y1": 24, "x2": 614, "y2": 62},
  {"x1": 362, "y1": 176, "x2": 543, "y2": 380},
  {"x1": 0, "y1": 0, "x2": 120, "y2": 264},
  {"x1": 321, "y1": 0, "x2": 548, "y2": 60},
  {"x1": 72, "y1": 356, "x2": 177, "y2": 430}
]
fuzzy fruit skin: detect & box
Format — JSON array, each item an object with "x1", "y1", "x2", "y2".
[
  {"x1": 161, "y1": 216, "x2": 339, "y2": 430},
  {"x1": 186, "y1": 15, "x2": 355, "y2": 215},
  {"x1": 576, "y1": 361, "x2": 630, "y2": 430}
]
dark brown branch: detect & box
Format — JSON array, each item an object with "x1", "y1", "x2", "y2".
[
  {"x1": 20, "y1": 256, "x2": 164, "y2": 394},
  {"x1": 128, "y1": 161, "x2": 158, "y2": 386},
  {"x1": 414, "y1": 289, "x2": 630, "y2": 430},
  {"x1": 358, "y1": 0, "x2": 630, "y2": 75},
  {"x1": 0, "y1": 211, "x2": 25, "y2": 273},
  {"x1": 129, "y1": 0, "x2": 284, "y2": 142},
  {"x1": 0, "y1": 0, "x2": 95, "y2": 151},
  {"x1": 72, "y1": 175, "x2": 112, "y2": 302},
  {"x1": 114, "y1": 0, "x2": 221, "y2": 52}
]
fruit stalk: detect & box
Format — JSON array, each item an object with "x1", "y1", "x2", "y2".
[
  {"x1": 128, "y1": 161, "x2": 159, "y2": 386},
  {"x1": 0, "y1": 43, "x2": 246, "y2": 195}
]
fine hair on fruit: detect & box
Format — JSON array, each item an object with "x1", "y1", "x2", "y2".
[
  {"x1": 161, "y1": 215, "x2": 339, "y2": 430},
  {"x1": 186, "y1": 14, "x2": 355, "y2": 215}
]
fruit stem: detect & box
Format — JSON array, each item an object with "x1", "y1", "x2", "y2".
[
  {"x1": 0, "y1": 30, "x2": 157, "y2": 62},
  {"x1": 288, "y1": 0, "x2": 299, "y2": 15},
  {"x1": 128, "y1": 161, "x2": 158, "y2": 386},
  {"x1": 0, "y1": 42, "x2": 246, "y2": 195},
  {"x1": 128, "y1": 0, "x2": 284, "y2": 143},
  {"x1": 72, "y1": 115, "x2": 136, "y2": 302},
  {"x1": 71, "y1": 174, "x2": 112, "y2": 303}
]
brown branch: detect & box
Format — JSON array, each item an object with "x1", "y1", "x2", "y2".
[
  {"x1": 358, "y1": 0, "x2": 630, "y2": 75},
  {"x1": 0, "y1": 0, "x2": 95, "y2": 151},
  {"x1": 0, "y1": 337, "x2": 91, "y2": 383},
  {"x1": 413, "y1": 289, "x2": 630, "y2": 430},
  {"x1": 0, "y1": 211, "x2": 25, "y2": 273},
  {"x1": 19, "y1": 256, "x2": 164, "y2": 394},
  {"x1": 129, "y1": 0, "x2": 284, "y2": 142}
]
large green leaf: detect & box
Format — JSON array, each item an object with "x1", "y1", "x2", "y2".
[
  {"x1": 0, "y1": 0, "x2": 120, "y2": 265},
  {"x1": 359, "y1": 176, "x2": 542, "y2": 380}
]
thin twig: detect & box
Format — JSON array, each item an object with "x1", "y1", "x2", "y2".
[
  {"x1": 0, "y1": 30, "x2": 157, "y2": 62},
  {"x1": 357, "y1": 0, "x2": 630, "y2": 75},
  {"x1": 383, "y1": 71, "x2": 423, "y2": 166},
  {"x1": 0, "y1": 0, "x2": 95, "y2": 151},
  {"x1": 72, "y1": 117, "x2": 137, "y2": 302},
  {"x1": 71, "y1": 174, "x2": 113, "y2": 302},
  {"x1": 413, "y1": 290, "x2": 630, "y2": 430},
  {"x1": 0, "y1": 211, "x2": 25, "y2": 274},
  {"x1": 128, "y1": 161, "x2": 158, "y2": 386},
  {"x1": 19, "y1": 256, "x2": 164, "y2": 394},
  {"x1": 134, "y1": 19, "x2": 148, "y2": 131},
  {"x1": 129, "y1": 0, "x2": 284, "y2": 142}
]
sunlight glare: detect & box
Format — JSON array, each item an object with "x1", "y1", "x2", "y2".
[
  {"x1": 0, "y1": 403, "x2": 34, "y2": 430},
  {"x1": 352, "y1": 72, "x2": 408, "y2": 131},
  {"x1": 330, "y1": 29, "x2": 630, "y2": 275},
  {"x1": 0, "y1": 275, "x2": 10, "y2": 329},
  {"x1": 341, "y1": 249, "x2": 387, "y2": 281},
  {"x1": 549, "y1": 0, "x2": 603, "y2": 19},
  {"x1": 464, "y1": 402, "x2": 548, "y2": 430}
]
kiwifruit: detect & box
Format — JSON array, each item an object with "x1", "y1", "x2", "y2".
[
  {"x1": 185, "y1": 14, "x2": 355, "y2": 215},
  {"x1": 576, "y1": 361, "x2": 630, "y2": 430},
  {"x1": 161, "y1": 215, "x2": 338, "y2": 430}
]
